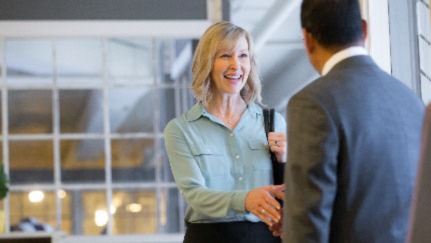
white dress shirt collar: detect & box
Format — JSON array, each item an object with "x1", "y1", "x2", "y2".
[{"x1": 321, "y1": 46, "x2": 368, "y2": 76}]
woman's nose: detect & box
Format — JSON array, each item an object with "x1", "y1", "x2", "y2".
[{"x1": 229, "y1": 56, "x2": 240, "y2": 68}]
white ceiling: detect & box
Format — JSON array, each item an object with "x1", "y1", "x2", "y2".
[{"x1": 229, "y1": 0, "x2": 317, "y2": 112}]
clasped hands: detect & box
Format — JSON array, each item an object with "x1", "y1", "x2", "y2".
[{"x1": 245, "y1": 185, "x2": 285, "y2": 236}]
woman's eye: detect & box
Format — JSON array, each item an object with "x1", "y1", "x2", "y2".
[
  {"x1": 240, "y1": 53, "x2": 248, "y2": 58},
  {"x1": 221, "y1": 54, "x2": 230, "y2": 58}
]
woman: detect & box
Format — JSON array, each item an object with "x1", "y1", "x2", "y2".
[{"x1": 164, "y1": 22, "x2": 286, "y2": 242}]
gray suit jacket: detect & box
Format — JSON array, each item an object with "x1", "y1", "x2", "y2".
[{"x1": 283, "y1": 55, "x2": 425, "y2": 243}]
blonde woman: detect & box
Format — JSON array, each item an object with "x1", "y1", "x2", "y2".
[{"x1": 164, "y1": 22, "x2": 286, "y2": 242}]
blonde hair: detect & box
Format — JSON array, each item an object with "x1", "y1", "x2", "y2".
[{"x1": 191, "y1": 21, "x2": 262, "y2": 105}]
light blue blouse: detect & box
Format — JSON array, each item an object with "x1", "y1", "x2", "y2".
[{"x1": 164, "y1": 102, "x2": 286, "y2": 223}]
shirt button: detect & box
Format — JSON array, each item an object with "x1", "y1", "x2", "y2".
[
  {"x1": 238, "y1": 177, "x2": 243, "y2": 181},
  {"x1": 230, "y1": 133, "x2": 234, "y2": 137},
  {"x1": 236, "y1": 155, "x2": 240, "y2": 159}
]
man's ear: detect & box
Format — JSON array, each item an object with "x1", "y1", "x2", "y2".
[
  {"x1": 302, "y1": 28, "x2": 314, "y2": 54},
  {"x1": 361, "y1": 19, "x2": 368, "y2": 41}
]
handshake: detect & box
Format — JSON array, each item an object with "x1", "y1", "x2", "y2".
[{"x1": 245, "y1": 184, "x2": 285, "y2": 238}]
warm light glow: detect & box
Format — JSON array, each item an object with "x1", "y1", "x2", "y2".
[
  {"x1": 110, "y1": 204, "x2": 116, "y2": 214},
  {"x1": 112, "y1": 197, "x2": 122, "y2": 207},
  {"x1": 95, "y1": 210, "x2": 108, "y2": 227},
  {"x1": 57, "y1": 190, "x2": 67, "y2": 199},
  {"x1": 28, "y1": 190, "x2": 44, "y2": 203},
  {"x1": 126, "y1": 203, "x2": 142, "y2": 213}
]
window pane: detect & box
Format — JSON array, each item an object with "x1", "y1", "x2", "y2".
[
  {"x1": 61, "y1": 139, "x2": 105, "y2": 183},
  {"x1": 10, "y1": 191, "x2": 56, "y2": 232},
  {"x1": 421, "y1": 74, "x2": 431, "y2": 104},
  {"x1": 110, "y1": 88, "x2": 153, "y2": 133},
  {"x1": 107, "y1": 38, "x2": 153, "y2": 85},
  {"x1": 112, "y1": 189, "x2": 157, "y2": 234},
  {"x1": 57, "y1": 39, "x2": 103, "y2": 87},
  {"x1": 158, "y1": 39, "x2": 193, "y2": 85},
  {"x1": 6, "y1": 39, "x2": 53, "y2": 86},
  {"x1": 58, "y1": 189, "x2": 72, "y2": 234},
  {"x1": 59, "y1": 89, "x2": 104, "y2": 134},
  {"x1": 9, "y1": 90, "x2": 53, "y2": 134},
  {"x1": 159, "y1": 87, "x2": 194, "y2": 131},
  {"x1": 9, "y1": 140, "x2": 53, "y2": 184},
  {"x1": 82, "y1": 190, "x2": 107, "y2": 235},
  {"x1": 164, "y1": 187, "x2": 187, "y2": 233},
  {"x1": 112, "y1": 138, "x2": 155, "y2": 182},
  {"x1": 60, "y1": 190, "x2": 102, "y2": 235}
]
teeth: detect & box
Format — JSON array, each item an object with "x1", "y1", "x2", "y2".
[{"x1": 225, "y1": 75, "x2": 241, "y2": 79}]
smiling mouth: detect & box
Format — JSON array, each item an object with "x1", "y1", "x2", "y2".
[{"x1": 224, "y1": 75, "x2": 242, "y2": 81}]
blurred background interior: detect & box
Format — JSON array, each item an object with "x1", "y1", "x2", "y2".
[{"x1": 0, "y1": 0, "x2": 429, "y2": 242}]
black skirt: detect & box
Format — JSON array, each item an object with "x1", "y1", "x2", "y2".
[{"x1": 183, "y1": 221, "x2": 281, "y2": 243}]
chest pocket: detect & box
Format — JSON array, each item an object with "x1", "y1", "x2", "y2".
[
  {"x1": 190, "y1": 144, "x2": 226, "y2": 177},
  {"x1": 248, "y1": 140, "x2": 271, "y2": 171}
]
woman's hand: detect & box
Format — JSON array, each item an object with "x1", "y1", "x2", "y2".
[
  {"x1": 268, "y1": 132, "x2": 287, "y2": 162},
  {"x1": 245, "y1": 185, "x2": 285, "y2": 226}
]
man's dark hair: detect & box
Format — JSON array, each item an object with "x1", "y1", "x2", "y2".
[{"x1": 300, "y1": 0, "x2": 363, "y2": 47}]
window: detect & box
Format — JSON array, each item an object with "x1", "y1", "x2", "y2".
[
  {"x1": 0, "y1": 37, "x2": 193, "y2": 235},
  {"x1": 417, "y1": 0, "x2": 431, "y2": 104}
]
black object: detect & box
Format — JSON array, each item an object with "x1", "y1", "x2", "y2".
[
  {"x1": 184, "y1": 221, "x2": 281, "y2": 243},
  {"x1": 263, "y1": 109, "x2": 285, "y2": 185}
]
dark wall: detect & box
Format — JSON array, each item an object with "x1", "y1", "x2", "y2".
[{"x1": 0, "y1": 0, "x2": 208, "y2": 20}]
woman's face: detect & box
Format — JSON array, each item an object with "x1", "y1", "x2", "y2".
[{"x1": 211, "y1": 36, "x2": 250, "y2": 97}]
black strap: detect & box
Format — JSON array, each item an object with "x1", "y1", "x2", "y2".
[
  {"x1": 263, "y1": 109, "x2": 270, "y2": 137},
  {"x1": 263, "y1": 109, "x2": 285, "y2": 186}
]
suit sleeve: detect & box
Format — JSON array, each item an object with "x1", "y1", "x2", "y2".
[{"x1": 283, "y1": 92, "x2": 339, "y2": 242}]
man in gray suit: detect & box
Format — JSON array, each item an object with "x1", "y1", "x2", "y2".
[{"x1": 282, "y1": 0, "x2": 425, "y2": 242}]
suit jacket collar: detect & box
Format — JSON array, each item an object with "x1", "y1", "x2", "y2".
[{"x1": 327, "y1": 55, "x2": 376, "y2": 76}]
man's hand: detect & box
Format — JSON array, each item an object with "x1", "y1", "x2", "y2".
[{"x1": 269, "y1": 207, "x2": 283, "y2": 237}]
